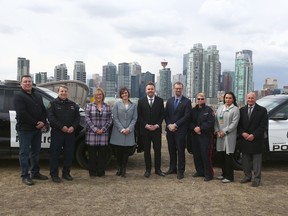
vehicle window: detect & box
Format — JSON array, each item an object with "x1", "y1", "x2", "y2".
[
  {"x1": 257, "y1": 97, "x2": 287, "y2": 112},
  {"x1": 0, "y1": 89, "x2": 16, "y2": 112},
  {"x1": 42, "y1": 95, "x2": 52, "y2": 108},
  {"x1": 270, "y1": 103, "x2": 288, "y2": 119},
  {"x1": 0, "y1": 89, "x2": 4, "y2": 112}
]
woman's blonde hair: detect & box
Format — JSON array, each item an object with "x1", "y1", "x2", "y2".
[{"x1": 93, "y1": 87, "x2": 105, "y2": 102}]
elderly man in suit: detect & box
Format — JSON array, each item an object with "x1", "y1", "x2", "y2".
[
  {"x1": 137, "y1": 82, "x2": 165, "y2": 177},
  {"x1": 238, "y1": 92, "x2": 268, "y2": 187},
  {"x1": 165, "y1": 81, "x2": 192, "y2": 179}
]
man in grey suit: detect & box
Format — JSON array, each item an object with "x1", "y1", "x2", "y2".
[
  {"x1": 137, "y1": 82, "x2": 165, "y2": 177},
  {"x1": 165, "y1": 81, "x2": 192, "y2": 179},
  {"x1": 238, "y1": 92, "x2": 268, "y2": 187}
]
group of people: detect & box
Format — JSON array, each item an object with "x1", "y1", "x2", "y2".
[
  {"x1": 14, "y1": 75, "x2": 268, "y2": 188},
  {"x1": 192, "y1": 91, "x2": 268, "y2": 187}
]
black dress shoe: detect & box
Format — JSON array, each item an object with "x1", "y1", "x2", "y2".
[
  {"x1": 165, "y1": 169, "x2": 177, "y2": 175},
  {"x1": 155, "y1": 170, "x2": 165, "y2": 177},
  {"x1": 62, "y1": 173, "x2": 73, "y2": 181},
  {"x1": 22, "y1": 178, "x2": 34, "y2": 186},
  {"x1": 32, "y1": 173, "x2": 48, "y2": 180},
  {"x1": 251, "y1": 181, "x2": 260, "y2": 187},
  {"x1": 204, "y1": 177, "x2": 213, "y2": 181},
  {"x1": 116, "y1": 169, "x2": 122, "y2": 176},
  {"x1": 192, "y1": 172, "x2": 204, "y2": 178},
  {"x1": 52, "y1": 176, "x2": 61, "y2": 183},
  {"x1": 177, "y1": 173, "x2": 184, "y2": 180},
  {"x1": 144, "y1": 171, "x2": 151, "y2": 178},
  {"x1": 240, "y1": 178, "x2": 252, "y2": 184}
]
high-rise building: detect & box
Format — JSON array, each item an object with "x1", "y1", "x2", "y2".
[
  {"x1": 203, "y1": 45, "x2": 221, "y2": 98},
  {"x1": 221, "y1": 70, "x2": 235, "y2": 92},
  {"x1": 186, "y1": 43, "x2": 204, "y2": 99},
  {"x1": 139, "y1": 71, "x2": 155, "y2": 98},
  {"x1": 185, "y1": 44, "x2": 221, "y2": 99},
  {"x1": 172, "y1": 74, "x2": 186, "y2": 96},
  {"x1": 35, "y1": 72, "x2": 47, "y2": 84},
  {"x1": 159, "y1": 61, "x2": 172, "y2": 100},
  {"x1": 263, "y1": 78, "x2": 278, "y2": 91},
  {"x1": 17, "y1": 57, "x2": 30, "y2": 81},
  {"x1": 118, "y1": 62, "x2": 131, "y2": 93},
  {"x1": 234, "y1": 50, "x2": 253, "y2": 105},
  {"x1": 54, "y1": 64, "x2": 68, "y2": 81},
  {"x1": 102, "y1": 62, "x2": 117, "y2": 97},
  {"x1": 130, "y1": 62, "x2": 142, "y2": 76},
  {"x1": 131, "y1": 75, "x2": 140, "y2": 98},
  {"x1": 73, "y1": 61, "x2": 86, "y2": 83}
]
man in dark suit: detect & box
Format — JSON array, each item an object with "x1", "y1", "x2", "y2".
[
  {"x1": 238, "y1": 92, "x2": 268, "y2": 187},
  {"x1": 137, "y1": 82, "x2": 165, "y2": 177},
  {"x1": 165, "y1": 81, "x2": 192, "y2": 179}
]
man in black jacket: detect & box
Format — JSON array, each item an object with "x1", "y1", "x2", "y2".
[
  {"x1": 190, "y1": 93, "x2": 215, "y2": 181},
  {"x1": 137, "y1": 82, "x2": 165, "y2": 177},
  {"x1": 13, "y1": 75, "x2": 48, "y2": 186},
  {"x1": 47, "y1": 85, "x2": 80, "y2": 183},
  {"x1": 238, "y1": 92, "x2": 268, "y2": 187}
]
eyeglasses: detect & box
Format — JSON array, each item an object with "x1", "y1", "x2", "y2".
[{"x1": 197, "y1": 98, "x2": 204, "y2": 100}]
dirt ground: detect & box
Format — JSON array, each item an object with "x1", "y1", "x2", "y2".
[{"x1": 0, "y1": 139, "x2": 288, "y2": 216}]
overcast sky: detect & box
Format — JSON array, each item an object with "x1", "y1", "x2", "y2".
[{"x1": 1, "y1": 0, "x2": 288, "y2": 90}]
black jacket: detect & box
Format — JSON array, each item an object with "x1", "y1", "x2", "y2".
[
  {"x1": 190, "y1": 104, "x2": 215, "y2": 135},
  {"x1": 13, "y1": 88, "x2": 47, "y2": 131},
  {"x1": 47, "y1": 97, "x2": 80, "y2": 131}
]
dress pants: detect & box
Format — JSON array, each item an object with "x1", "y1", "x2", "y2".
[
  {"x1": 242, "y1": 153, "x2": 262, "y2": 183},
  {"x1": 192, "y1": 134, "x2": 214, "y2": 179},
  {"x1": 142, "y1": 133, "x2": 162, "y2": 172},
  {"x1": 166, "y1": 132, "x2": 186, "y2": 174},
  {"x1": 218, "y1": 151, "x2": 234, "y2": 181}
]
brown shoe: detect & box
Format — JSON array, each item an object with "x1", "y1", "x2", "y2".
[{"x1": 251, "y1": 181, "x2": 260, "y2": 187}]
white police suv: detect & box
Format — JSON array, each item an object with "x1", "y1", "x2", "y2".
[{"x1": 0, "y1": 80, "x2": 91, "y2": 169}]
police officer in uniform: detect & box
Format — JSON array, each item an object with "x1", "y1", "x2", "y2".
[
  {"x1": 47, "y1": 85, "x2": 80, "y2": 183},
  {"x1": 190, "y1": 93, "x2": 215, "y2": 181}
]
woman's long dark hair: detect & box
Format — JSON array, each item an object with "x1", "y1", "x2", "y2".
[{"x1": 223, "y1": 91, "x2": 238, "y2": 107}]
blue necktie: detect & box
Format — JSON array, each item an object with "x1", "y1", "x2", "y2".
[{"x1": 174, "y1": 99, "x2": 179, "y2": 110}]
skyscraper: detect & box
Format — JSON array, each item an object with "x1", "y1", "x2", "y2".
[
  {"x1": 35, "y1": 72, "x2": 47, "y2": 84},
  {"x1": 73, "y1": 61, "x2": 86, "y2": 83},
  {"x1": 102, "y1": 62, "x2": 117, "y2": 97},
  {"x1": 221, "y1": 70, "x2": 235, "y2": 92},
  {"x1": 118, "y1": 62, "x2": 131, "y2": 93},
  {"x1": 17, "y1": 57, "x2": 30, "y2": 81},
  {"x1": 54, "y1": 64, "x2": 68, "y2": 81},
  {"x1": 139, "y1": 71, "x2": 155, "y2": 98},
  {"x1": 130, "y1": 62, "x2": 142, "y2": 76},
  {"x1": 186, "y1": 43, "x2": 204, "y2": 99},
  {"x1": 203, "y1": 45, "x2": 221, "y2": 98},
  {"x1": 234, "y1": 50, "x2": 253, "y2": 105},
  {"x1": 159, "y1": 61, "x2": 172, "y2": 100}
]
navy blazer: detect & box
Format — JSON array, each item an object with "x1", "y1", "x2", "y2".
[{"x1": 165, "y1": 96, "x2": 192, "y2": 134}]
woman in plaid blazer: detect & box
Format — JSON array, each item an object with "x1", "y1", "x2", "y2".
[{"x1": 85, "y1": 88, "x2": 112, "y2": 177}]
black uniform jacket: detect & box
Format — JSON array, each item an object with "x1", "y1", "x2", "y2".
[{"x1": 47, "y1": 97, "x2": 80, "y2": 131}]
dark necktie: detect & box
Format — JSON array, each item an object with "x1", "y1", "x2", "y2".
[
  {"x1": 174, "y1": 98, "x2": 179, "y2": 110},
  {"x1": 248, "y1": 106, "x2": 252, "y2": 119},
  {"x1": 149, "y1": 98, "x2": 153, "y2": 107}
]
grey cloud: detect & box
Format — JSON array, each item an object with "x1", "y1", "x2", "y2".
[{"x1": 0, "y1": 25, "x2": 19, "y2": 34}]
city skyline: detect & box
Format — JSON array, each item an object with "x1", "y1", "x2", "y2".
[{"x1": 1, "y1": 0, "x2": 288, "y2": 89}]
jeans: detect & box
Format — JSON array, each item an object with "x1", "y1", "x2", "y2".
[{"x1": 17, "y1": 130, "x2": 42, "y2": 179}]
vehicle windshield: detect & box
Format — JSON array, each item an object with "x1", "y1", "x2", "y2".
[
  {"x1": 37, "y1": 86, "x2": 58, "y2": 99},
  {"x1": 257, "y1": 96, "x2": 287, "y2": 112}
]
